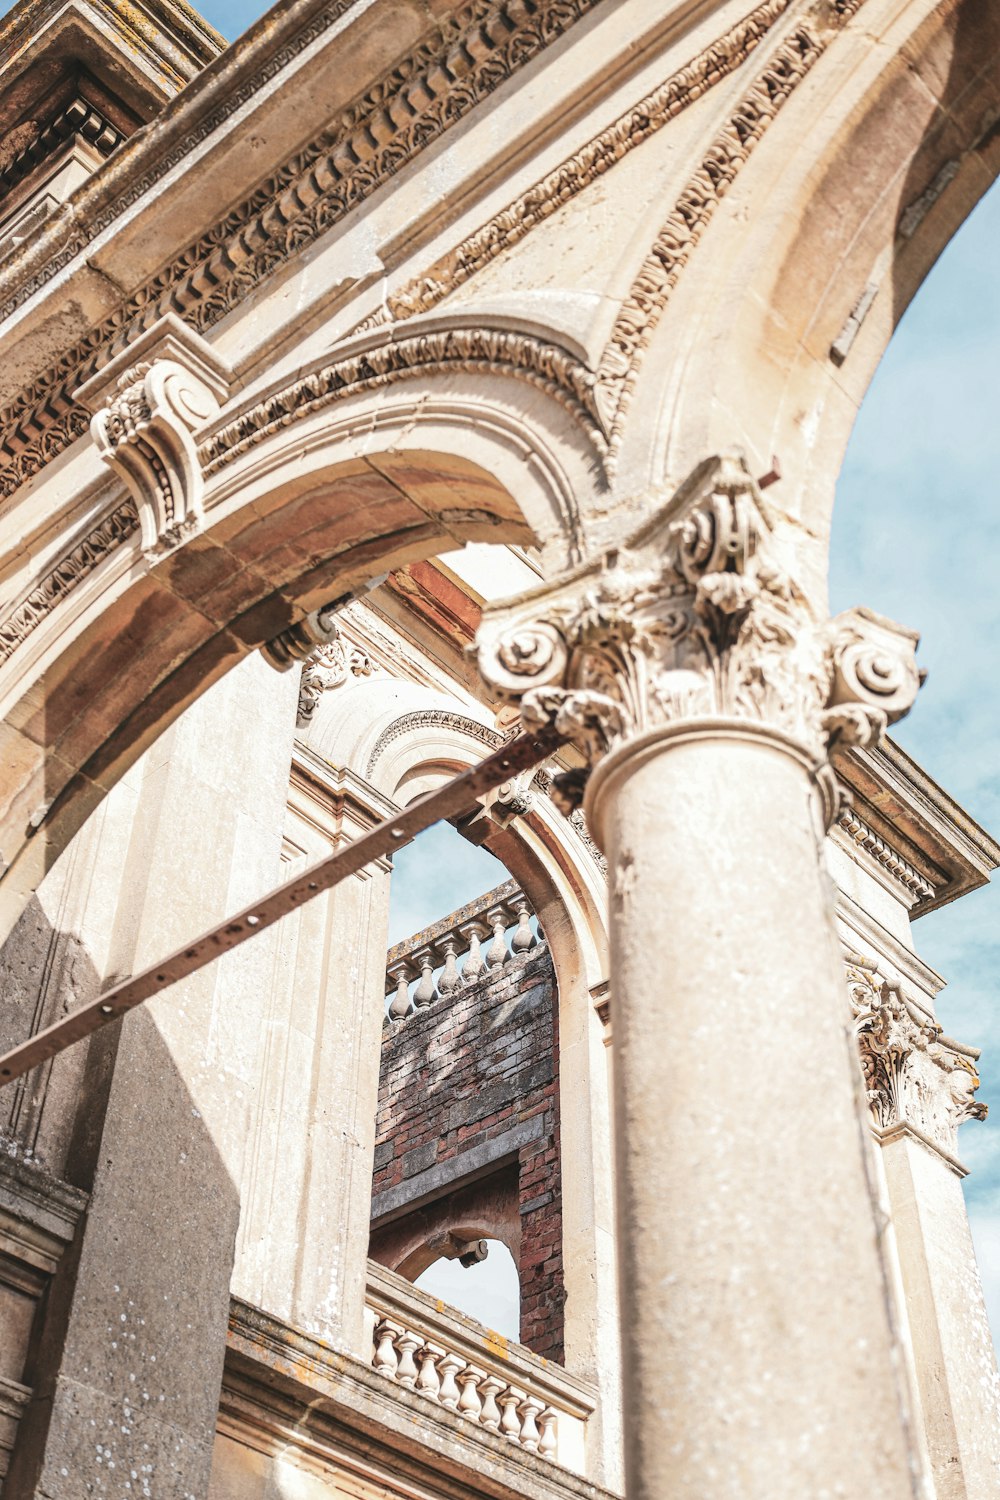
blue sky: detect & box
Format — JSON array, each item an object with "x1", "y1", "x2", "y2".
[
  {"x1": 191, "y1": 1, "x2": 267, "y2": 38},
  {"x1": 829, "y1": 181, "x2": 1000, "y2": 1341}
]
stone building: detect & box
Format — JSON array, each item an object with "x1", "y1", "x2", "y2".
[{"x1": 0, "y1": 0, "x2": 998, "y2": 1497}]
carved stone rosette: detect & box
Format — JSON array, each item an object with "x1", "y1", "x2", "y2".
[
  {"x1": 847, "y1": 958, "x2": 987, "y2": 1161},
  {"x1": 476, "y1": 453, "x2": 922, "y2": 821}
]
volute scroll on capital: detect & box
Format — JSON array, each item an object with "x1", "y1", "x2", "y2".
[
  {"x1": 475, "y1": 453, "x2": 922, "y2": 824},
  {"x1": 75, "y1": 314, "x2": 232, "y2": 563}
]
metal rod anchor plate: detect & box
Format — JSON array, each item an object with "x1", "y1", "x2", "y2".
[{"x1": 0, "y1": 730, "x2": 562, "y2": 1088}]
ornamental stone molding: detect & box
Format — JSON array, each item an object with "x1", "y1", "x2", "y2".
[
  {"x1": 0, "y1": 0, "x2": 606, "y2": 502},
  {"x1": 477, "y1": 452, "x2": 922, "y2": 818},
  {"x1": 76, "y1": 314, "x2": 231, "y2": 562},
  {"x1": 847, "y1": 957, "x2": 988, "y2": 1164},
  {"x1": 0, "y1": 0, "x2": 870, "y2": 501},
  {"x1": 297, "y1": 631, "x2": 375, "y2": 727}
]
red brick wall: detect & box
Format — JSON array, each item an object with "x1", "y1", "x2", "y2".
[{"x1": 369, "y1": 946, "x2": 565, "y2": 1362}]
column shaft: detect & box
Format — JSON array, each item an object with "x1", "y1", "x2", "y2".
[{"x1": 588, "y1": 721, "x2": 923, "y2": 1500}]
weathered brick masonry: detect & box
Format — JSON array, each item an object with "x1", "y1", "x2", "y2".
[{"x1": 369, "y1": 945, "x2": 565, "y2": 1362}]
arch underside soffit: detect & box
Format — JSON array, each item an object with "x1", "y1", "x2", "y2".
[{"x1": 0, "y1": 0, "x2": 996, "y2": 927}]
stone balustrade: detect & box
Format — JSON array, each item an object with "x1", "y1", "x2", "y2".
[
  {"x1": 365, "y1": 1261, "x2": 594, "y2": 1475},
  {"x1": 384, "y1": 879, "x2": 544, "y2": 1022}
]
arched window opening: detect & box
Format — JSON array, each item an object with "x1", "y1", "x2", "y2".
[
  {"x1": 830, "y1": 178, "x2": 1000, "y2": 1344},
  {"x1": 371, "y1": 817, "x2": 564, "y2": 1361},
  {"x1": 414, "y1": 1240, "x2": 520, "y2": 1342}
]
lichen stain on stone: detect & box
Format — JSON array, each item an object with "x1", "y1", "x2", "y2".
[{"x1": 483, "y1": 1328, "x2": 509, "y2": 1360}]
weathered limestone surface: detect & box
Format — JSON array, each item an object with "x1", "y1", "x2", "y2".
[
  {"x1": 3, "y1": 656, "x2": 297, "y2": 1499},
  {"x1": 232, "y1": 746, "x2": 394, "y2": 1356},
  {"x1": 0, "y1": 0, "x2": 998, "y2": 1497},
  {"x1": 476, "y1": 454, "x2": 933, "y2": 1496}
]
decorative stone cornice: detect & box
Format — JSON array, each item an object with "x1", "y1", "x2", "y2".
[
  {"x1": 0, "y1": 498, "x2": 138, "y2": 668},
  {"x1": 847, "y1": 957, "x2": 987, "y2": 1165},
  {"x1": 0, "y1": 0, "x2": 603, "y2": 501},
  {"x1": 362, "y1": 0, "x2": 795, "y2": 332},
  {"x1": 835, "y1": 804, "x2": 936, "y2": 906},
  {"x1": 200, "y1": 326, "x2": 603, "y2": 475},
  {"x1": 76, "y1": 314, "x2": 231, "y2": 561},
  {"x1": 366, "y1": 711, "x2": 507, "y2": 775},
  {"x1": 0, "y1": 98, "x2": 125, "y2": 207},
  {"x1": 477, "y1": 453, "x2": 921, "y2": 818}
]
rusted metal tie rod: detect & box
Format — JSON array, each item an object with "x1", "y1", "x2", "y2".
[{"x1": 0, "y1": 729, "x2": 562, "y2": 1088}]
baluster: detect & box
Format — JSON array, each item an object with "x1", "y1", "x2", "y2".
[
  {"x1": 485, "y1": 908, "x2": 509, "y2": 970},
  {"x1": 510, "y1": 899, "x2": 536, "y2": 955},
  {"x1": 387, "y1": 962, "x2": 412, "y2": 1022},
  {"x1": 437, "y1": 1351, "x2": 464, "y2": 1409},
  {"x1": 412, "y1": 948, "x2": 438, "y2": 1008},
  {"x1": 456, "y1": 1363, "x2": 485, "y2": 1422},
  {"x1": 538, "y1": 1407, "x2": 558, "y2": 1460},
  {"x1": 437, "y1": 936, "x2": 462, "y2": 997},
  {"x1": 478, "y1": 1375, "x2": 505, "y2": 1431},
  {"x1": 395, "y1": 1329, "x2": 421, "y2": 1388},
  {"x1": 518, "y1": 1394, "x2": 544, "y2": 1452},
  {"x1": 498, "y1": 1385, "x2": 524, "y2": 1441},
  {"x1": 461, "y1": 921, "x2": 487, "y2": 984},
  {"x1": 416, "y1": 1340, "x2": 444, "y2": 1400},
  {"x1": 373, "y1": 1318, "x2": 402, "y2": 1378}
]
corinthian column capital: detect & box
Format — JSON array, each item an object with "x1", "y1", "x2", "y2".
[{"x1": 477, "y1": 453, "x2": 921, "y2": 820}]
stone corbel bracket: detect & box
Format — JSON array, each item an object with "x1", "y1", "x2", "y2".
[
  {"x1": 76, "y1": 314, "x2": 232, "y2": 562},
  {"x1": 476, "y1": 452, "x2": 923, "y2": 824}
]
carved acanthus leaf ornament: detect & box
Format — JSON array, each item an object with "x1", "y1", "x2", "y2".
[
  {"x1": 847, "y1": 958, "x2": 987, "y2": 1160},
  {"x1": 297, "y1": 630, "x2": 374, "y2": 726},
  {"x1": 477, "y1": 454, "x2": 922, "y2": 817}
]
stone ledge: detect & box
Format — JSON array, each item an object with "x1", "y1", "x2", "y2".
[
  {"x1": 0, "y1": 1148, "x2": 88, "y2": 1272},
  {"x1": 370, "y1": 1115, "x2": 545, "y2": 1226},
  {"x1": 224, "y1": 1297, "x2": 615, "y2": 1500},
  {"x1": 366, "y1": 1261, "x2": 596, "y2": 1420}
]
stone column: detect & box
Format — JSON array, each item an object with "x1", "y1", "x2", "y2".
[
  {"x1": 5, "y1": 654, "x2": 298, "y2": 1500},
  {"x1": 232, "y1": 743, "x2": 394, "y2": 1356},
  {"x1": 477, "y1": 454, "x2": 930, "y2": 1500}
]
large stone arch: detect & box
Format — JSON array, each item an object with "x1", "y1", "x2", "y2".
[
  {"x1": 612, "y1": 0, "x2": 1000, "y2": 592},
  {"x1": 303, "y1": 682, "x2": 618, "y2": 1436},
  {"x1": 0, "y1": 371, "x2": 588, "y2": 941}
]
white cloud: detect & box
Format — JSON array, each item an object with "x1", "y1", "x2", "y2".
[
  {"x1": 831, "y1": 179, "x2": 1000, "y2": 1347},
  {"x1": 388, "y1": 823, "x2": 507, "y2": 946}
]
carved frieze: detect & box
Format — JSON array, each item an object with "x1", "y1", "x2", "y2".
[
  {"x1": 363, "y1": 0, "x2": 794, "y2": 331},
  {"x1": 0, "y1": 0, "x2": 603, "y2": 502},
  {"x1": 847, "y1": 958, "x2": 987, "y2": 1161},
  {"x1": 0, "y1": 501, "x2": 139, "y2": 669},
  {"x1": 477, "y1": 453, "x2": 921, "y2": 815}
]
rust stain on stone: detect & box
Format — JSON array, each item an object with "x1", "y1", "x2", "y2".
[{"x1": 483, "y1": 1329, "x2": 509, "y2": 1361}]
